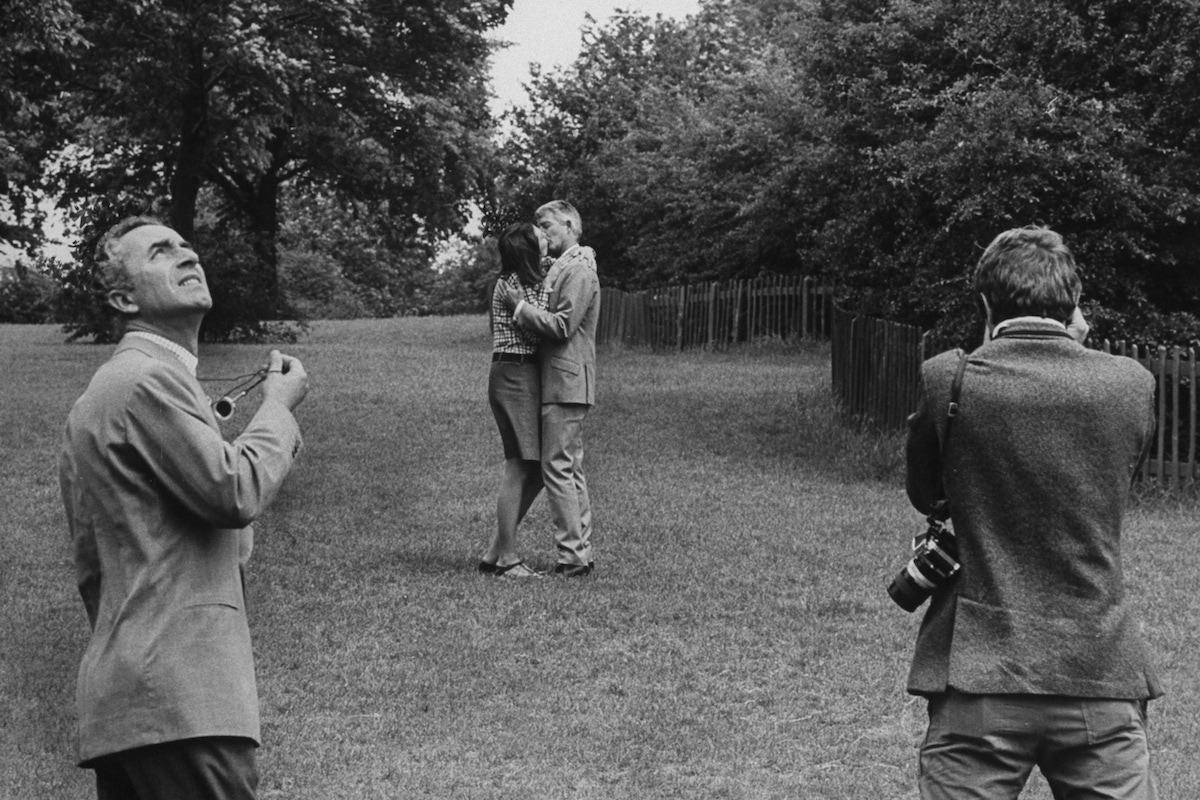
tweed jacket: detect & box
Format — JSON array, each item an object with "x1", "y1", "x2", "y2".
[
  {"x1": 904, "y1": 319, "x2": 1162, "y2": 700},
  {"x1": 60, "y1": 336, "x2": 302, "y2": 765},
  {"x1": 513, "y1": 246, "x2": 600, "y2": 406}
]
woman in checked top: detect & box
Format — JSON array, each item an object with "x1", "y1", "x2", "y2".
[{"x1": 478, "y1": 222, "x2": 550, "y2": 578}]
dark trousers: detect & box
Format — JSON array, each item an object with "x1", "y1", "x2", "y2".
[
  {"x1": 919, "y1": 691, "x2": 1157, "y2": 800},
  {"x1": 92, "y1": 737, "x2": 258, "y2": 800}
]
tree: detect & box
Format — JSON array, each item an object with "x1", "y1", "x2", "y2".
[
  {"x1": 0, "y1": 0, "x2": 82, "y2": 251},
  {"x1": 802, "y1": 0, "x2": 1200, "y2": 344},
  {"x1": 278, "y1": 186, "x2": 439, "y2": 318},
  {"x1": 8, "y1": 0, "x2": 511, "y2": 338},
  {"x1": 489, "y1": 6, "x2": 711, "y2": 286},
  {"x1": 491, "y1": 1, "x2": 824, "y2": 288},
  {"x1": 496, "y1": 0, "x2": 1200, "y2": 344}
]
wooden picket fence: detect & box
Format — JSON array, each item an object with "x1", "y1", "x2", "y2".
[
  {"x1": 1100, "y1": 341, "x2": 1199, "y2": 487},
  {"x1": 830, "y1": 307, "x2": 927, "y2": 431},
  {"x1": 596, "y1": 274, "x2": 832, "y2": 349},
  {"x1": 830, "y1": 306, "x2": 1199, "y2": 487}
]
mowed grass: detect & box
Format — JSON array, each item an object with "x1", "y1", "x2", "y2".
[{"x1": 1, "y1": 318, "x2": 1195, "y2": 800}]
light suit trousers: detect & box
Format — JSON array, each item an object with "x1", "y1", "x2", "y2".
[{"x1": 540, "y1": 402, "x2": 593, "y2": 566}]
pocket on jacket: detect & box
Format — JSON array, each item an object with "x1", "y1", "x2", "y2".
[{"x1": 549, "y1": 356, "x2": 580, "y2": 376}]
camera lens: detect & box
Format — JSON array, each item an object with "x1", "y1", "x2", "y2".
[{"x1": 888, "y1": 569, "x2": 931, "y2": 612}]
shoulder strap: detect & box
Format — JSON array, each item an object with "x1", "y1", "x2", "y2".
[
  {"x1": 929, "y1": 350, "x2": 968, "y2": 522},
  {"x1": 945, "y1": 349, "x2": 968, "y2": 438}
]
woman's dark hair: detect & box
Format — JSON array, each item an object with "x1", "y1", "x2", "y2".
[{"x1": 497, "y1": 222, "x2": 544, "y2": 287}]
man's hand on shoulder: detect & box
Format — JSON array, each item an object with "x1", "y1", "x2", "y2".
[
  {"x1": 561, "y1": 246, "x2": 596, "y2": 271},
  {"x1": 261, "y1": 349, "x2": 308, "y2": 412}
]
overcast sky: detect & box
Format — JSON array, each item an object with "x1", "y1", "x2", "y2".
[{"x1": 488, "y1": 0, "x2": 701, "y2": 112}]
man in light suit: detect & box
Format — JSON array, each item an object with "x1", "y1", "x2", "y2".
[
  {"x1": 501, "y1": 200, "x2": 600, "y2": 577},
  {"x1": 904, "y1": 226, "x2": 1161, "y2": 799},
  {"x1": 60, "y1": 216, "x2": 308, "y2": 799}
]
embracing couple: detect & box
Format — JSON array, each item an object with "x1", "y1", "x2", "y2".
[{"x1": 479, "y1": 200, "x2": 601, "y2": 579}]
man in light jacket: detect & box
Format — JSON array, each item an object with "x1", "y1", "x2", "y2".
[
  {"x1": 502, "y1": 200, "x2": 600, "y2": 576},
  {"x1": 60, "y1": 216, "x2": 308, "y2": 799}
]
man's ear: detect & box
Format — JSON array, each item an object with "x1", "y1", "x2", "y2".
[{"x1": 106, "y1": 289, "x2": 138, "y2": 316}]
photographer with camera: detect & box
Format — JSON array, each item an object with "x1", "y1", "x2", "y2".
[{"x1": 901, "y1": 226, "x2": 1162, "y2": 799}]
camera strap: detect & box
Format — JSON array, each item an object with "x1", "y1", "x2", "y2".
[
  {"x1": 946, "y1": 349, "x2": 968, "y2": 424},
  {"x1": 929, "y1": 350, "x2": 969, "y2": 524}
]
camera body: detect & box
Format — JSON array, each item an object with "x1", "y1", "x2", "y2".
[{"x1": 887, "y1": 509, "x2": 961, "y2": 612}]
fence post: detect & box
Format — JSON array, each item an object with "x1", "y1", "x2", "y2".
[
  {"x1": 798, "y1": 277, "x2": 807, "y2": 339},
  {"x1": 731, "y1": 280, "x2": 743, "y2": 345},
  {"x1": 1170, "y1": 347, "x2": 1181, "y2": 489},
  {"x1": 676, "y1": 285, "x2": 686, "y2": 352},
  {"x1": 1189, "y1": 346, "x2": 1197, "y2": 484},
  {"x1": 1154, "y1": 346, "x2": 1166, "y2": 483}
]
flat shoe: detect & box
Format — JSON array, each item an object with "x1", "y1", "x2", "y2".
[
  {"x1": 495, "y1": 561, "x2": 542, "y2": 578},
  {"x1": 477, "y1": 560, "x2": 500, "y2": 574}
]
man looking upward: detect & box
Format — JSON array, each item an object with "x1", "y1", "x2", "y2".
[
  {"x1": 60, "y1": 216, "x2": 308, "y2": 799},
  {"x1": 501, "y1": 200, "x2": 601, "y2": 577}
]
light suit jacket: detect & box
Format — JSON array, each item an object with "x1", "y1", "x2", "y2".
[
  {"x1": 904, "y1": 319, "x2": 1162, "y2": 700},
  {"x1": 60, "y1": 336, "x2": 302, "y2": 765},
  {"x1": 514, "y1": 247, "x2": 600, "y2": 405}
]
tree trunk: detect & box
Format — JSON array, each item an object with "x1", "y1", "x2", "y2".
[
  {"x1": 167, "y1": 46, "x2": 208, "y2": 240},
  {"x1": 244, "y1": 177, "x2": 282, "y2": 317},
  {"x1": 241, "y1": 130, "x2": 292, "y2": 318}
]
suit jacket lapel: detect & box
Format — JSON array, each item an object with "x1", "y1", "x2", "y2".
[{"x1": 114, "y1": 338, "x2": 219, "y2": 428}]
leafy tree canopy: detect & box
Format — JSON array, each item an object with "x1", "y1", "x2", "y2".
[
  {"x1": 2, "y1": 0, "x2": 511, "y2": 338},
  {"x1": 496, "y1": 0, "x2": 1200, "y2": 344}
]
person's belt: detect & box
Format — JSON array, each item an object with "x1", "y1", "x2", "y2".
[{"x1": 492, "y1": 352, "x2": 539, "y2": 364}]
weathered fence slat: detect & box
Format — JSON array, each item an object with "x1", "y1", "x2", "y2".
[
  {"x1": 831, "y1": 312, "x2": 1196, "y2": 486},
  {"x1": 594, "y1": 274, "x2": 834, "y2": 351}
]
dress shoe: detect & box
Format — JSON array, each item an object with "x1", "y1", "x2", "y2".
[{"x1": 552, "y1": 562, "x2": 594, "y2": 578}]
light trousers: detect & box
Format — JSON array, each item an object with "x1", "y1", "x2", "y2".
[
  {"x1": 540, "y1": 402, "x2": 593, "y2": 566},
  {"x1": 919, "y1": 691, "x2": 1157, "y2": 800}
]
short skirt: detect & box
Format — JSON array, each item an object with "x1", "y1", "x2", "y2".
[{"x1": 488, "y1": 360, "x2": 541, "y2": 460}]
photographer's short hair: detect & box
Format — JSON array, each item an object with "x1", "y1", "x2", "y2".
[
  {"x1": 973, "y1": 226, "x2": 1081, "y2": 324},
  {"x1": 536, "y1": 199, "x2": 583, "y2": 238},
  {"x1": 94, "y1": 215, "x2": 163, "y2": 294},
  {"x1": 498, "y1": 222, "x2": 545, "y2": 287}
]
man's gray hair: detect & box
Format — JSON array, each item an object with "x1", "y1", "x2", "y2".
[
  {"x1": 94, "y1": 215, "x2": 162, "y2": 292},
  {"x1": 536, "y1": 200, "x2": 583, "y2": 238}
]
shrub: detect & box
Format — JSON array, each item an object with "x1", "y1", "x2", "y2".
[
  {"x1": 0, "y1": 261, "x2": 59, "y2": 323},
  {"x1": 279, "y1": 250, "x2": 369, "y2": 320}
]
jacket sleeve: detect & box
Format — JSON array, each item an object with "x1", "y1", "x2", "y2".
[
  {"x1": 514, "y1": 264, "x2": 598, "y2": 342},
  {"x1": 123, "y1": 366, "x2": 302, "y2": 530},
  {"x1": 905, "y1": 365, "x2": 944, "y2": 514}
]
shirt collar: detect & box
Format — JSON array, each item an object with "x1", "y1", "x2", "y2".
[
  {"x1": 124, "y1": 331, "x2": 199, "y2": 376},
  {"x1": 991, "y1": 316, "x2": 1067, "y2": 339}
]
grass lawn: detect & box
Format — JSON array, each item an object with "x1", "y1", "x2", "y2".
[{"x1": 1, "y1": 317, "x2": 1195, "y2": 799}]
